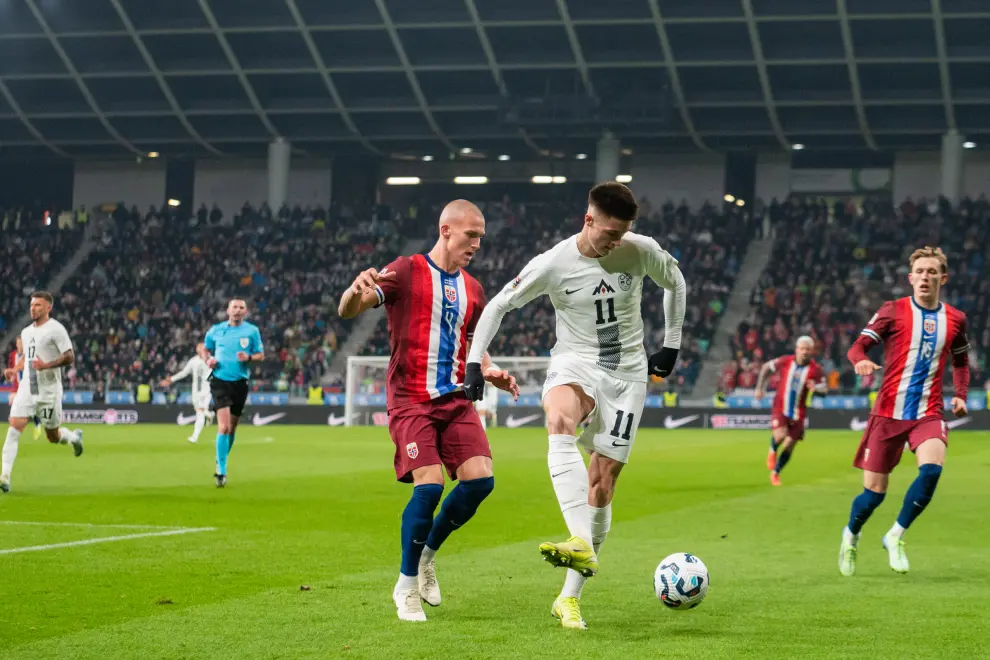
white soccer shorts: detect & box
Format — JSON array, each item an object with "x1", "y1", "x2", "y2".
[
  {"x1": 193, "y1": 390, "x2": 212, "y2": 411},
  {"x1": 9, "y1": 389, "x2": 62, "y2": 430},
  {"x1": 541, "y1": 357, "x2": 647, "y2": 463}
]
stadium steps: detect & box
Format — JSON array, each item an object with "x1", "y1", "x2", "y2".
[
  {"x1": 324, "y1": 237, "x2": 429, "y2": 381},
  {"x1": 0, "y1": 212, "x2": 107, "y2": 351},
  {"x1": 692, "y1": 234, "x2": 776, "y2": 397}
]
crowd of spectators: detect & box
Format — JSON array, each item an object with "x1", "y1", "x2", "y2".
[{"x1": 723, "y1": 195, "x2": 990, "y2": 395}]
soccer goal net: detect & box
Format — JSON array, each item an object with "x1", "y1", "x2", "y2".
[{"x1": 344, "y1": 355, "x2": 552, "y2": 427}]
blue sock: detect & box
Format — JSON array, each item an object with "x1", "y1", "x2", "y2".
[
  {"x1": 400, "y1": 484, "x2": 444, "y2": 576},
  {"x1": 216, "y1": 433, "x2": 230, "y2": 475},
  {"x1": 770, "y1": 435, "x2": 779, "y2": 451},
  {"x1": 425, "y1": 476, "x2": 495, "y2": 552},
  {"x1": 774, "y1": 449, "x2": 792, "y2": 474},
  {"x1": 896, "y1": 464, "x2": 942, "y2": 530},
  {"x1": 847, "y1": 488, "x2": 886, "y2": 535}
]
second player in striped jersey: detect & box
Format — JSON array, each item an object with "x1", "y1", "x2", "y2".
[
  {"x1": 338, "y1": 200, "x2": 519, "y2": 623},
  {"x1": 755, "y1": 336, "x2": 827, "y2": 486},
  {"x1": 838, "y1": 246, "x2": 970, "y2": 577}
]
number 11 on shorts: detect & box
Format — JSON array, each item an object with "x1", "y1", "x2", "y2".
[{"x1": 610, "y1": 410, "x2": 634, "y2": 441}]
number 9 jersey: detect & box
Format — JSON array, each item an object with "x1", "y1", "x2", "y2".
[{"x1": 497, "y1": 232, "x2": 682, "y2": 382}]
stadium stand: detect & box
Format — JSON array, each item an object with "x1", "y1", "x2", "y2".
[{"x1": 725, "y1": 196, "x2": 989, "y2": 394}]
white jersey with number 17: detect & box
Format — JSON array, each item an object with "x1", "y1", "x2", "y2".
[
  {"x1": 494, "y1": 232, "x2": 681, "y2": 382},
  {"x1": 20, "y1": 318, "x2": 73, "y2": 400}
]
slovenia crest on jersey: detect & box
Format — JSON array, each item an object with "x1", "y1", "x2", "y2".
[
  {"x1": 923, "y1": 318, "x2": 936, "y2": 334},
  {"x1": 239, "y1": 337, "x2": 250, "y2": 348},
  {"x1": 444, "y1": 283, "x2": 458, "y2": 303},
  {"x1": 406, "y1": 442, "x2": 419, "y2": 459},
  {"x1": 618, "y1": 272, "x2": 633, "y2": 291}
]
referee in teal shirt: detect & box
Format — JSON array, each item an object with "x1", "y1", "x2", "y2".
[{"x1": 204, "y1": 299, "x2": 264, "y2": 487}]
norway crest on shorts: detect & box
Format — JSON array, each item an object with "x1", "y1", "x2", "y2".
[
  {"x1": 444, "y1": 283, "x2": 458, "y2": 304},
  {"x1": 239, "y1": 337, "x2": 250, "y2": 348},
  {"x1": 406, "y1": 442, "x2": 419, "y2": 459}
]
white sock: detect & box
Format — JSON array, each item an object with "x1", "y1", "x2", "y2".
[
  {"x1": 887, "y1": 522, "x2": 906, "y2": 539},
  {"x1": 58, "y1": 427, "x2": 78, "y2": 445},
  {"x1": 843, "y1": 527, "x2": 858, "y2": 544},
  {"x1": 395, "y1": 573, "x2": 418, "y2": 591},
  {"x1": 559, "y1": 504, "x2": 612, "y2": 600},
  {"x1": 420, "y1": 546, "x2": 437, "y2": 565},
  {"x1": 2, "y1": 427, "x2": 21, "y2": 478},
  {"x1": 548, "y1": 434, "x2": 591, "y2": 544},
  {"x1": 192, "y1": 412, "x2": 206, "y2": 441}
]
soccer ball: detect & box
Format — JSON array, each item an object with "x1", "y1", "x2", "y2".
[{"x1": 653, "y1": 552, "x2": 709, "y2": 610}]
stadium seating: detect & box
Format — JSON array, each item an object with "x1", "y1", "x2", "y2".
[
  {"x1": 55, "y1": 202, "x2": 402, "y2": 391},
  {"x1": 366, "y1": 198, "x2": 758, "y2": 392},
  {"x1": 726, "y1": 196, "x2": 989, "y2": 393}
]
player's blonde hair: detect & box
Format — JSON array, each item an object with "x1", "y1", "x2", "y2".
[{"x1": 909, "y1": 246, "x2": 948, "y2": 274}]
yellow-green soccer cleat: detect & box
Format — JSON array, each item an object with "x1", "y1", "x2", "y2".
[
  {"x1": 551, "y1": 597, "x2": 587, "y2": 630},
  {"x1": 539, "y1": 536, "x2": 599, "y2": 578},
  {"x1": 838, "y1": 531, "x2": 858, "y2": 577}
]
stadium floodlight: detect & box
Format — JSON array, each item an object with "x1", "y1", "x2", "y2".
[
  {"x1": 552, "y1": 176, "x2": 567, "y2": 183},
  {"x1": 724, "y1": 194, "x2": 736, "y2": 203},
  {"x1": 735, "y1": 199, "x2": 745, "y2": 207},
  {"x1": 422, "y1": 155, "x2": 434, "y2": 161},
  {"x1": 532, "y1": 176, "x2": 553, "y2": 184},
  {"x1": 498, "y1": 154, "x2": 510, "y2": 161},
  {"x1": 147, "y1": 151, "x2": 160, "y2": 158},
  {"x1": 616, "y1": 174, "x2": 632, "y2": 183},
  {"x1": 576, "y1": 153, "x2": 587, "y2": 160},
  {"x1": 963, "y1": 141, "x2": 976, "y2": 149},
  {"x1": 459, "y1": 147, "x2": 473, "y2": 154},
  {"x1": 385, "y1": 177, "x2": 421, "y2": 185},
  {"x1": 167, "y1": 198, "x2": 181, "y2": 207},
  {"x1": 454, "y1": 176, "x2": 487, "y2": 184},
  {"x1": 792, "y1": 143, "x2": 805, "y2": 150}
]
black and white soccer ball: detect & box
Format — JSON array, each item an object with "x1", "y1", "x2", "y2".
[{"x1": 654, "y1": 552, "x2": 709, "y2": 610}]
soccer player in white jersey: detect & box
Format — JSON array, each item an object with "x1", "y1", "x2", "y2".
[
  {"x1": 463, "y1": 182, "x2": 687, "y2": 629},
  {"x1": 161, "y1": 342, "x2": 214, "y2": 444},
  {"x1": 2, "y1": 291, "x2": 84, "y2": 493},
  {"x1": 473, "y1": 362, "x2": 501, "y2": 431}
]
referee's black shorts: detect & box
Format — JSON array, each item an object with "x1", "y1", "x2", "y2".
[{"x1": 209, "y1": 377, "x2": 249, "y2": 417}]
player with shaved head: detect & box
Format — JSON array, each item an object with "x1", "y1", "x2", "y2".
[
  {"x1": 754, "y1": 335, "x2": 828, "y2": 486},
  {"x1": 339, "y1": 199, "x2": 519, "y2": 622}
]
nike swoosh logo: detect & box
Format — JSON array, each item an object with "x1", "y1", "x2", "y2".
[
  {"x1": 611, "y1": 441, "x2": 630, "y2": 447},
  {"x1": 564, "y1": 288, "x2": 582, "y2": 295},
  {"x1": 663, "y1": 415, "x2": 700, "y2": 430},
  {"x1": 252, "y1": 412, "x2": 286, "y2": 426},
  {"x1": 505, "y1": 413, "x2": 542, "y2": 428},
  {"x1": 176, "y1": 413, "x2": 197, "y2": 426},
  {"x1": 947, "y1": 417, "x2": 971, "y2": 429},
  {"x1": 327, "y1": 414, "x2": 348, "y2": 426},
  {"x1": 550, "y1": 470, "x2": 571, "y2": 478},
  {"x1": 850, "y1": 417, "x2": 868, "y2": 431}
]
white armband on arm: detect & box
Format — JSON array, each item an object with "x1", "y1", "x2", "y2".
[{"x1": 661, "y1": 267, "x2": 687, "y2": 349}]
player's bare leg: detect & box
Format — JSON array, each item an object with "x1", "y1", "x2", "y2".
[
  {"x1": 1, "y1": 417, "x2": 29, "y2": 492},
  {"x1": 767, "y1": 426, "x2": 787, "y2": 471},
  {"x1": 553, "y1": 452, "x2": 621, "y2": 630},
  {"x1": 771, "y1": 435, "x2": 797, "y2": 486},
  {"x1": 540, "y1": 384, "x2": 599, "y2": 578},
  {"x1": 840, "y1": 470, "x2": 889, "y2": 576},
  {"x1": 47, "y1": 425, "x2": 83, "y2": 457},
  {"x1": 419, "y1": 455, "x2": 494, "y2": 608},
  {"x1": 394, "y1": 464, "x2": 445, "y2": 622},
  {"x1": 882, "y1": 438, "x2": 945, "y2": 573}
]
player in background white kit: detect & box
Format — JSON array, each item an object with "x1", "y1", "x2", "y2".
[
  {"x1": 2, "y1": 291, "x2": 84, "y2": 493},
  {"x1": 473, "y1": 362, "x2": 501, "y2": 431},
  {"x1": 160, "y1": 343, "x2": 214, "y2": 443},
  {"x1": 464, "y1": 183, "x2": 687, "y2": 629}
]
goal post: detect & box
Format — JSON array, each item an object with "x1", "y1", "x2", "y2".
[{"x1": 344, "y1": 355, "x2": 552, "y2": 426}]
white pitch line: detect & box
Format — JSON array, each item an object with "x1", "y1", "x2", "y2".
[
  {"x1": 0, "y1": 527, "x2": 216, "y2": 555},
  {"x1": 0, "y1": 521, "x2": 185, "y2": 530}
]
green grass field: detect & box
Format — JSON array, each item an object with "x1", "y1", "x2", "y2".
[{"x1": 2, "y1": 424, "x2": 989, "y2": 659}]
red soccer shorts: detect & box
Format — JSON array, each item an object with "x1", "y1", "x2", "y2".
[
  {"x1": 771, "y1": 412, "x2": 807, "y2": 441},
  {"x1": 388, "y1": 392, "x2": 491, "y2": 483},
  {"x1": 853, "y1": 415, "x2": 947, "y2": 474}
]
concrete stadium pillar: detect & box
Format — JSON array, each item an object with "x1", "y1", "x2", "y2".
[
  {"x1": 268, "y1": 137, "x2": 291, "y2": 210},
  {"x1": 940, "y1": 129, "x2": 964, "y2": 207},
  {"x1": 596, "y1": 131, "x2": 620, "y2": 183}
]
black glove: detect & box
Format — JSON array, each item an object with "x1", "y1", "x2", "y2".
[
  {"x1": 463, "y1": 362, "x2": 485, "y2": 401},
  {"x1": 648, "y1": 347, "x2": 679, "y2": 379}
]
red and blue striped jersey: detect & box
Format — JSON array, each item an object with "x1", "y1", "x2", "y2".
[
  {"x1": 376, "y1": 254, "x2": 486, "y2": 411},
  {"x1": 859, "y1": 297, "x2": 969, "y2": 420},
  {"x1": 770, "y1": 355, "x2": 824, "y2": 422}
]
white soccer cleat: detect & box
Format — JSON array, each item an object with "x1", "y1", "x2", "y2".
[
  {"x1": 187, "y1": 436, "x2": 198, "y2": 444},
  {"x1": 0, "y1": 474, "x2": 10, "y2": 493},
  {"x1": 393, "y1": 586, "x2": 427, "y2": 622},
  {"x1": 838, "y1": 529, "x2": 858, "y2": 577},
  {"x1": 71, "y1": 429, "x2": 84, "y2": 457},
  {"x1": 882, "y1": 533, "x2": 910, "y2": 574},
  {"x1": 418, "y1": 558, "x2": 441, "y2": 607}
]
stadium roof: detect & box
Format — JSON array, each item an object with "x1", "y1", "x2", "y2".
[{"x1": 1, "y1": 0, "x2": 990, "y2": 160}]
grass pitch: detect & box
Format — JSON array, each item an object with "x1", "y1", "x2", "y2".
[{"x1": 2, "y1": 424, "x2": 989, "y2": 659}]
